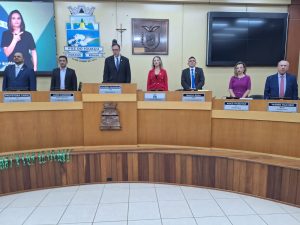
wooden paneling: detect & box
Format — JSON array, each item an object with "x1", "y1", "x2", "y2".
[
  {"x1": 138, "y1": 109, "x2": 211, "y2": 147},
  {"x1": 138, "y1": 101, "x2": 212, "y2": 110},
  {"x1": 0, "y1": 110, "x2": 83, "y2": 152},
  {"x1": 83, "y1": 94, "x2": 136, "y2": 102},
  {"x1": 212, "y1": 118, "x2": 300, "y2": 157},
  {"x1": 1, "y1": 146, "x2": 299, "y2": 206},
  {"x1": 83, "y1": 102, "x2": 137, "y2": 145},
  {"x1": 287, "y1": 3, "x2": 300, "y2": 76}
]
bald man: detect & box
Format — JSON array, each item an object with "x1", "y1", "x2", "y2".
[
  {"x1": 2, "y1": 52, "x2": 36, "y2": 91},
  {"x1": 264, "y1": 60, "x2": 298, "y2": 100}
]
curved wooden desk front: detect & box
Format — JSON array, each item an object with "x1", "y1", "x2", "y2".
[
  {"x1": 0, "y1": 145, "x2": 299, "y2": 207},
  {"x1": 212, "y1": 99, "x2": 300, "y2": 158},
  {"x1": 0, "y1": 91, "x2": 83, "y2": 153}
]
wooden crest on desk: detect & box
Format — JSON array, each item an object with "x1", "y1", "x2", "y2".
[{"x1": 100, "y1": 103, "x2": 121, "y2": 130}]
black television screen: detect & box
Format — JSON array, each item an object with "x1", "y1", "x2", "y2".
[{"x1": 206, "y1": 12, "x2": 288, "y2": 66}]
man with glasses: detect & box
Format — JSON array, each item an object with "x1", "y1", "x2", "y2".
[
  {"x1": 181, "y1": 56, "x2": 205, "y2": 90},
  {"x1": 102, "y1": 39, "x2": 131, "y2": 83}
]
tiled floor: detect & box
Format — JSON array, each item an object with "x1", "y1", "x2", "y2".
[{"x1": 0, "y1": 183, "x2": 299, "y2": 225}]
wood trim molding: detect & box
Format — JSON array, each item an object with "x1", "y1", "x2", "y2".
[
  {"x1": 0, "y1": 102, "x2": 83, "y2": 112},
  {"x1": 138, "y1": 101, "x2": 212, "y2": 110},
  {"x1": 212, "y1": 110, "x2": 300, "y2": 122},
  {"x1": 82, "y1": 94, "x2": 137, "y2": 102}
]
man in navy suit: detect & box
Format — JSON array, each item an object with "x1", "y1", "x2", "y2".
[
  {"x1": 2, "y1": 52, "x2": 36, "y2": 91},
  {"x1": 181, "y1": 56, "x2": 205, "y2": 90},
  {"x1": 50, "y1": 55, "x2": 77, "y2": 91},
  {"x1": 264, "y1": 60, "x2": 298, "y2": 100},
  {"x1": 102, "y1": 40, "x2": 131, "y2": 83}
]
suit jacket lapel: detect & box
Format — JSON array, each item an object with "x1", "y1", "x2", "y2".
[{"x1": 16, "y1": 65, "x2": 25, "y2": 78}]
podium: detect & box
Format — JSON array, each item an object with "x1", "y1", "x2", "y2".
[
  {"x1": 82, "y1": 83, "x2": 137, "y2": 145},
  {"x1": 137, "y1": 90, "x2": 212, "y2": 147},
  {"x1": 0, "y1": 91, "x2": 83, "y2": 153}
]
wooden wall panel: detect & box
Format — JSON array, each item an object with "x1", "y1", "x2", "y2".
[
  {"x1": 287, "y1": 3, "x2": 300, "y2": 76},
  {"x1": 0, "y1": 110, "x2": 83, "y2": 152},
  {"x1": 0, "y1": 148, "x2": 299, "y2": 206}
]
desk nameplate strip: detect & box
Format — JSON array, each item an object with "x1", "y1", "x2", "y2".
[
  {"x1": 212, "y1": 110, "x2": 300, "y2": 123},
  {"x1": 138, "y1": 101, "x2": 212, "y2": 110},
  {"x1": 0, "y1": 102, "x2": 83, "y2": 112},
  {"x1": 82, "y1": 94, "x2": 137, "y2": 102}
]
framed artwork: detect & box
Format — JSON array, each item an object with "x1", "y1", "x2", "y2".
[{"x1": 132, "y1": 18, "x2": 169, "y2": 55}]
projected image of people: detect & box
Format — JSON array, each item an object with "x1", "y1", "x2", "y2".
[{"x1": 1, "y1": 10, "x2": 37, "y2": 71}]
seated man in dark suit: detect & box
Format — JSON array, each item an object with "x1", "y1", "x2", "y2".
[
  {"x1": 50, "y1": 55, "x2": 77, "y2": 91},
  {"x1": 181, "y1": 56, "x2": 205, "y2": 90},
  {"x1": 2, "y1": 52, "x2": 36, "y2": 91},
  {"x1": 102, "y1": 39, "x2": 131, "y2": 83},
  {"x1": 264, "y1": 60, "x2": 298, "y2": 100}
]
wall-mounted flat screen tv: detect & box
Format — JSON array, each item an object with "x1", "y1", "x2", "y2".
[{"x1": 206, "y1": 12, "x2": 288, "y2": 66}]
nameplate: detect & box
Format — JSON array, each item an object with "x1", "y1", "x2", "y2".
[
  {"x1": 268, "y1": 102, "x2": 298, "y2": 113},
  {"x1": 224, "y1": 102, "x2": 249, "y2": 111},
  {"x1": 182, "y1": 93, "x2": 205, "y2": 102},
  {"x1": 144, "y1": 93, "x2": 166, "y2": 101},
  {"x1": 99, "y1": 85, "x2": 122, "y2": 94},
  {"x1": 50, "y1": 93, "x2": 75, "y2": 102},
  {"x1": 3, "y1": 93, "x2": 32, "y2": 103}
]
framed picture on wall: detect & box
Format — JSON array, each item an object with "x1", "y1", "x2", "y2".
[{"x1": 132, "y1": 18, "x2": 169, "y2": 55}]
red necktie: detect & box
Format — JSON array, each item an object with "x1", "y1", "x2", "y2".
[{"x1": 279, "y1": 76, "x2": 284, "y2": 98}]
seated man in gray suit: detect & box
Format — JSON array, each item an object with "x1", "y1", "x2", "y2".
[
  {"x1": 181, "y1": 56, "x2": 205, "y2": 90},
  {"x1": 2, "y1": 52, "x2": 36, "y2": 91}
]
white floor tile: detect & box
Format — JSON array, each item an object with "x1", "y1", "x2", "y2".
[
  {"x1": 59, "y1": 223, "x2": 92, "y2": 225},
  {"x1": 128, "y1": 202, "x2": 160, "y2": 220},
  {"x1": 196, "y1": 216, "x2": 232, "y2": 225},
  {"x1": 159, "y1": 200, "x2": 193, "y2": 219},
  {"x1": 101, "y1": 189, "x2": 129, "y2": 203},
  {"x1": 156, "y1": 188, "x2": 185, "y2": 201},
  {"x1": 280, "y1": 204, "x2": 300, "y2": 214},
  {"x1": 130, "y1": 183, "x2": 155, "y2": 189},
  {"x1": 0, "y1": 207, "x2": 35, "y2": 225},
  {"x1": 181, "y1": 186, "x2": 213, "y2": 200},
  {"x1": 0, "y1": 194, "x2": 18, "y2": 208},
  {"x1": 51, "y1": 185, "x2": 79, "y2": 192},
  {"x1": 70, "y1": 190, "x2": 102, "y2": 205},
  {"x1": 188, "y1": 199, "x2": 224, "y2": 217},
  {"x1": 128, "y1": 219, "x2": 162, "y2": 225},
  {"x1": 228, "y1": 215, "x2": 267, "y2": 225},
  {"x1": 209, "y1": 189, "x2": 241, "y2": 199},
  {"x1": 94, "y1": 222, "x2": 127, "y2": 225},
  {"x1": 130, "y1": 188, "x2": 157, "y2": 202},
  {"x1": 162, "y1": 217, "x2": 197, "y2": 225},
  {"x1": 292, "y1": 214, "x2": 300, "y2": 222},
  {"x1": 94, "y1": 203, "x2": 128, "y2": 222},
  {"x1": 59, "y1": 204, "x2": 98, "y2": 223},
  {"x1": 40, "y1": 191, "x2": 75, "y2": 206},
  {"x1": 261, "y1": 214, "x2": 300, "y2": 225},
  {"x1": 155, "y1": 184, "x2": 180, "y2": 189},
  {"x1": 9, "y1": 191, "x2": 47, "y2": 208},
  {"x1": 105, "y1": 183, "x2": 130, "y2": 189},
  {"x1": 24, "y1": 206, "x2": 66, "y2": 225},
  {"x1": 243, "y1": 196, "x2": 286, "y2": 214},
  {"x1": 78, "y1": 183, "x2": 105, "y2": 191},
  {"x1": 216, "y1": 198, "x2": 255, "y2": 215}
]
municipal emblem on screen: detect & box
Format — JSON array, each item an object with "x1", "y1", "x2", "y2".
[{"x1": 64, "y1": 5, "x2": 104, "y2": 62}]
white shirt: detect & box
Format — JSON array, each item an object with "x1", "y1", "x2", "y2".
[
  {"x1": 278, "y1": 73, "x2": 286, "y2": 94},
  {"x1": 15, "y1": 63, "x2": 24, "y2": 77},
  {"x1": 60, "y1": 67, "x2": 67, "y2": 90}
]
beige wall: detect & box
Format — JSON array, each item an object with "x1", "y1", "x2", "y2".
[{"x1": 0, "y1": 1, "x2": 288, "y2": 97}]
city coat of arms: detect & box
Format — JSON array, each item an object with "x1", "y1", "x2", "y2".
[{"x1": 132, "y1": 19, "x2": 169, "y2": 55}]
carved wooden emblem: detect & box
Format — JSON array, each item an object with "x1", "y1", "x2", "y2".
[{"x1": 100, "y1": 103, "x2": 121, "y2": 130}]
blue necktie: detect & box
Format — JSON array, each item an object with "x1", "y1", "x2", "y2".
[
  {"x1": 116, "y1": 57, "x2": 120, "y2": 71},
  {"x1": 191, "y1": 68, "x2": 195, "y2": 89}
]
